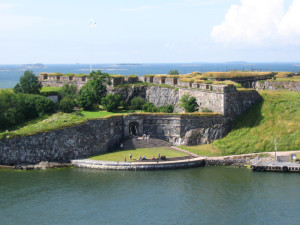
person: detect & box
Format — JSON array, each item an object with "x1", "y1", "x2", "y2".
[
  {"x1": 129, "y1": 153, "x2": 132, "y2": 159},
  {"x1": 139, "y1": 156, "x2": 142, "y2": 161},
  {"x1": 158, "y1": 152, "x2": 160, "y2": 158},
  {"x1": 120, "y1": 142, "x2": 123, "y2": 149},
  {"x1": 146, "y1": 134, "x2": 150, "y2": 142},
  {"x1": 152, "y1": 156, "x2": 155, "y2": 160},
  {"x1": 143, "y1": 155, "x2": 146, "y2": 160},
  {"x1": 125, "y1": 156, "x2": 126, "y2": 161}
]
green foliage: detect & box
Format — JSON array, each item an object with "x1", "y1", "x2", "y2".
[
  {"x1": 201, "y1": 108, "x2": 213, "y2": 113},
  {"x1": 158, "y1": 105, "x2": 174, "y2": 113},
  {"x1": 101, "y1": 94, "x2": 122, "y2": 112},
  {"x1": 0, "y1": 91, "x2": 55, "y2": 131},
  {"x1": 168, "y1": 70, "x2": 179, "y2": 75},
  {"x1": 14, "y1": 70, "x2": 42, "y2": 94},
  {"x1": 58, "y1": 84, "x2": 78, "y2": 99},
  {"x1": 59, "y1": 97, "x2": 75, "y2": 113},
  {"x1": 130, "y1": 96, "x2": 146, "y2": 110},
  {"x1": 179, "y1": 94, "x2": 199, "y2": 112},
  {"x1": 142, "y1": 102, "x2": 158, "y2": 112},
  {"x1": 76, "y1": 70, "x2": 110, "y2": 110}
]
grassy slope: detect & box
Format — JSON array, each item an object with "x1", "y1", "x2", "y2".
[
  {"x1": 89, "y1": 148, "x2": 189, "y2": 162},
  {"x1": 181, "y1": 90, "x2": 300, "y2": 156}
]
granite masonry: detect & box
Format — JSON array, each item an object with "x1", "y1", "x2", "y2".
[
  {"x1": 255, "y1": 80, "x2": 300, "y2": 92},
  {"x1": 0, "y1": 114, "x2": 230, "y2": 165}
]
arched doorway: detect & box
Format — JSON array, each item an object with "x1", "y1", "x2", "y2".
[{"x1": 129, "y1": 122, "x2": 139, "y2": 136}]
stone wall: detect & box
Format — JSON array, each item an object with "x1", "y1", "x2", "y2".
[
  {"x1": 0, "y1": 116, "x2": 124, "y2": 165},
  {"x1": 110, "y1": 85, "x2": 261, "y2": 118},
  {"x1": 124, "y1": 114, "x2": 230, "y2": 146},
  {"x1": 0, "y1": 114, "x2": 230, "y2": 165},
  {"x1": 224, "y1": 90, "x2": 262, "y2": 117},
  {"x1": 255, "y1": 80, "x2": 300, "y2": 92}
]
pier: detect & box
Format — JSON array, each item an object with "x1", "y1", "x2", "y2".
[{"x1": 251, "y1": 162, "x2": 300, "y2": 172}]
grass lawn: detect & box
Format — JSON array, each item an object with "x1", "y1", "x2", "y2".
[
  {"x1": 89, "y1": 147, "x2": 189, "y2": 162},
  {"x1": 178, "y1": 144, "x2": 222, "y2": 157},
  {"x1": 81, "y1": 109, "x2": 138, "y2": 119},
  {"x1": 40, "y1": 86, "x2": 62, "y2": 93}
]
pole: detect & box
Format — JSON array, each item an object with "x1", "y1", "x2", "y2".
[
  {"x1": 89, "y1": 25, "x2": 92, "y2": 72},
  {"x1": 274, "y1": 137, "x2": 277, "y2": 158}
]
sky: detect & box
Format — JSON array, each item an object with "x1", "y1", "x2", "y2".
[{"x1": 0, "y1": 0, "x2": 299, "y2": 64}]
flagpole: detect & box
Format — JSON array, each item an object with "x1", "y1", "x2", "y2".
[{"x1": 89, "y1": 18, "x2": 96, "y2": 73}]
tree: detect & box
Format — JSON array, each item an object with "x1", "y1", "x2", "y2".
[
  {"x1": 101, "y1": 94, "x2": 122, "y2": 112},
  {"x1": 14, "y1": 70, "x2": 42, "y2": 94},
  {"x1": 130, "y1": 97, "x2": 146, "y2": 110},
  {"x1": 179, "y1": 94, "x2": 199, "y2": 112},
  {"x1": 76, "y1": 70, "x2": 110, "y2": 110},
  {"x1": 168, "y1": 70, "x2": 179, "y2": 75},
  {"x1": 59, "y1": 84, "x2": 78, "y2": 99},
  {"x1": 59, "y1": 97, "x2": 75, "y2": 113}
]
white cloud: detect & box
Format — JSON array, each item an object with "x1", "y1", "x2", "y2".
[{"x1": 211, "y1": 0, "x2": 300, "y2": 46}]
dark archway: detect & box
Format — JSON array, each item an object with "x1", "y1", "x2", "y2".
[{"x1": 129, "y1": 122, "x2": 139, "y2": 136}]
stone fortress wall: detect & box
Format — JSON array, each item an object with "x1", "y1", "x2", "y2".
[{"x1": 0, "y1": 114, "x2": 230, "y2": 165}]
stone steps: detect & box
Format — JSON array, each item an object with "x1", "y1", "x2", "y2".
[{"x1": 123, "y1": 137, "x2": 171, "y2": 150}]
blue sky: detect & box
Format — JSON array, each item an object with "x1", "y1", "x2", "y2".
[{"x1": 0, "y1": 0, "x2": 299, "y2": 64}]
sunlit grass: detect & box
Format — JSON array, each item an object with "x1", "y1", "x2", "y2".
[{"x1": 89, "y1": 147, "x2": 189, "y2": 162}]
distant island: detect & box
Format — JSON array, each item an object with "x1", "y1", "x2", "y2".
[{"x1": 23, "y1": 63, "x2": 46, "y2": 69}]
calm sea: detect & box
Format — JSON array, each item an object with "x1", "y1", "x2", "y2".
[
  {"x1": 0, "y1": 167, "x2": 299, "y2": 225},
  {"x1": 1, "y1": 62, "x2": 300, "y2": 88}
]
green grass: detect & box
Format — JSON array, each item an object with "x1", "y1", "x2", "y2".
[
  {"x1": 40, "y1": 86, "x2": 62, "y2": 93},
  {"x1": 178, "y1": 90, "x2": 300, "y2": 156},
  {"x1": 81, "y1": 109, "x2": 138, "y2": 119},
  {"x1": 0, "y1": 112, "x2": 86, "y2": 139},
  {"x1": 271, "y1": 77, "x2": 300, "y2": 82},
  {"x1": 178, "y1": 144, "x2": 223, "y2": 157},
  {"x1": 213, "y1": 90, "x2": 300, "y2": 155},
  {"x1": 89, "y1": 147, "x2": 189, "y2": 162}
]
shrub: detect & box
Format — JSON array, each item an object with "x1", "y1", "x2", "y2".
[
  {"x1": 142, "y1": 102, "x2": 157, "y2": 112},
  {"x1": 158, "y1": 105, "x2": 174, "y2": 113},
  {"x1": 59, "y1": 97, "x2": 75, "y2": 113},
  {"x1": 179, "y1": 94, "x2": 199, "y2": 113},
  {"x1": 101, "y1": 94, "x2": 122, "y2": 112},
  {"x1": 130, "y1": 97, "x2": 146, "y2": 110}
]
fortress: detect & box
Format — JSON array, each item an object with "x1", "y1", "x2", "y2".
[{"x1": 0, "y1": 72, "x2": 266, "y2": 165}]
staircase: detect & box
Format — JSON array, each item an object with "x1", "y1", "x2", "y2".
[{"x1": 123, "y1": 137, "x2": 171, "y2": 150}]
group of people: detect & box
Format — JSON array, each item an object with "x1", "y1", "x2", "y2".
[{"x1": 141, "y1": 132, "x2": 150, "y2": 141}]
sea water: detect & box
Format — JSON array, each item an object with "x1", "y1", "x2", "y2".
[
  {"x1": 0, "y1": 167, "x2": 299, "y2": 225},
  {"x1": 1, "y1": 62, "x2": 300, "y2": 88}
]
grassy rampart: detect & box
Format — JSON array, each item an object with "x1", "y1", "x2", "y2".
[{"x1": 181, "y1": 90, "x2": 300, "y2": 156}]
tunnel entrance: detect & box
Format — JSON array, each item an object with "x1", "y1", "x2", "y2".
[{"x1": 129, "y1": 122, "x2": 139, "y2": 136}]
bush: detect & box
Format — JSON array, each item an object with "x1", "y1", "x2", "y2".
[
  {"x1": 142, "y1": 102, "x2": 157, "y2": 112},
  {"x1": 0, "y1": 92, "x2": 55, "y2": 131},
  {"x1": 101, "y1": 94, "x2": 122, "y2": 112},
  {"x1": 59, "y1": 97, "x2": 75, "y2": 113},
  {"x1": 179, "y1": 94, "x2": 199, "y2": 113},
  {"x1": 158, "y1": 105, "x2": 174, "y2": 113},
  {"x1": 130, "y1": 97, "x2": 146, "y2": 110}
]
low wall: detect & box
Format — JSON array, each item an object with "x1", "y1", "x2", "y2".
[
  {"x1": 255, "y1": 81, "x2": 300, "y2": 92},
  {"x1": 0, "y1": 116, "x2": 124, "y2": 165}
]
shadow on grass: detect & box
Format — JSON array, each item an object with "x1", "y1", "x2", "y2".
[{"x1": 232, "y1": 99, "x2": 264, "y2": 130}]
